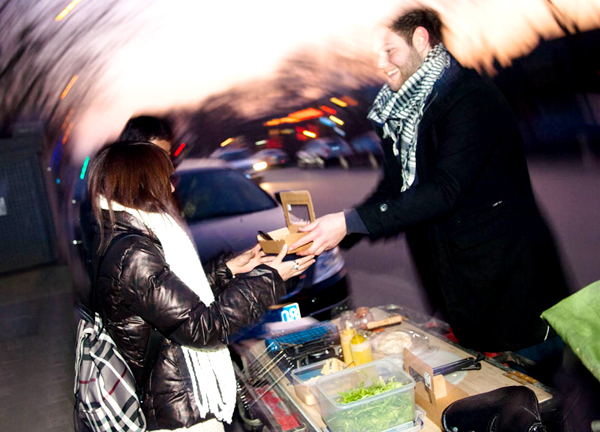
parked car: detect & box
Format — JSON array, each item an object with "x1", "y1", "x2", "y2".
[
  {"x1": 296, "y1": 137, "x2": 353, "y2": 169},
  {"x1": 209, "y1": 147, "x2": 267, "y2": 181},
  {"x1": 350, "y1": 131, "x2": 383, "y2": 169},
  {"x1": 254, "y1": 148, "x2": 289, "y2": 168},
  {"x1": 173, "y1": 159, "x2": 352, "y2": 320}
]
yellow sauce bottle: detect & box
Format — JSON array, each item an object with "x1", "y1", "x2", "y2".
[
  {"x1": 350, "y1": 331, "x2": 373, "y2": 366},
  {"x1": 340, "y1": 322, "x2": 355, "y2": 366}
]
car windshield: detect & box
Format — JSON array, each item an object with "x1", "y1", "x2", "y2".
[
  {"x1": 217, "y1": 150, "x2": 251, "y2": 161},
  {"x1": 174, "y1": 168, "x2": 276, "y2": 222}
]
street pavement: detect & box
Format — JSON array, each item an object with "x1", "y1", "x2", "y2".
[{"x1": 0, "y1": 158, "x2": 597, "y2": 431}]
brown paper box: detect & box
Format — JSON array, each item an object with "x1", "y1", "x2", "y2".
[{"x1": 257, "y1": 190, "x2": 315, "y2": 254}]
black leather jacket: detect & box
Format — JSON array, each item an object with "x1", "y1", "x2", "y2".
[{"x1": 92, "y1": 211, "x2": 285, "y2": 430}]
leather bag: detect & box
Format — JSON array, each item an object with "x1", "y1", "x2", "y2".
[{"x1": 441, "y1": 386, "x2": 546, "y2": 432}]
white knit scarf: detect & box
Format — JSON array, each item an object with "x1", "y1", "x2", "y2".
[
  {"x1": 368, "y1": 43, "x2": 450, "y2": 191},
  {"x1": 99, "y1": 197, "x2": 236, "y2": 426}
]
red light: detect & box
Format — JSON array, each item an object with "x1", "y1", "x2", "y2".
[
  {"x1": 174, "y1": 143, "x2": 186, "y2": 157},
  {"x1": 320, "y1": 105, "x2": 336, "y2": 115}
]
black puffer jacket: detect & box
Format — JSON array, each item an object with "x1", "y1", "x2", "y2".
[{"x1": 91, "y1": 211, "x2": 285, "y2": 430}]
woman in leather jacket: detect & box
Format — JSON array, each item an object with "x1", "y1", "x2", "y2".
[{"x1": 86, "y1": 142, "x2": 315, "y2": 431}]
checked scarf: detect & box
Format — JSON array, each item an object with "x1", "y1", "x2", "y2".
[{"x1": 368, "y1": 43, "x2": 450, "y2": 191}]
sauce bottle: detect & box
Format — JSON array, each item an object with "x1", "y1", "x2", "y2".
[
  {"x1": 350, "y1": 331, "x2": 374, "y2": 366},
  {"x1": 340, "y1": 322, "x2": 355, "y2": 366}
]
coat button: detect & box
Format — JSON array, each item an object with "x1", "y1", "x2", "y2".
[{"x1": 379, "y1": 203, "x2": 388, "y2": 212}]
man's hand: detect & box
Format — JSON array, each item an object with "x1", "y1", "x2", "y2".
[
  {"x1": 226, "y1": 244, "x2": 265, "y2": 276},
  {"x1": 289, "y1": 212, "x2": 347, "y2": 256}
]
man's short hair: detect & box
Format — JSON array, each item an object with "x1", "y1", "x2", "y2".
[
  {"x1": 390, "y1": 9, "x2": 443, "y2": 46},
  {"x1": 118, "y1": 116, "x2": 174, "y2": 143}
]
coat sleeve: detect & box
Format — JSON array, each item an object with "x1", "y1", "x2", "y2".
[
  {"x1": 117, "y1": 238, "x2": 286, "y2": 350},
  {"x1": 355, "y1": 84, "x2": 504, "y2": 239},
  {"x1": 202, "y1": 253, "x2": 235, "y2": 297}
]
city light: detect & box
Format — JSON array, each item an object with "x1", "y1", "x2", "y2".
[
  {"x1": 253, "y1": 161, "x2": 268, "y2": 171},
  {"x1": 60, "y1": 75, "x2": 78, "y2": 100},
  {"x1": 340, "y1": 96, "x2": 358, "y2": 106},
  {"x1": 62, "y1": 122, "x2": 74, "y2": 144},
  {"x1": 319, "y1": 117, "x2": 335, "y2": 127},
  {"x1": 330, "y1": 97, "x2": 347, "y2": 108},
  {"x1": 255, "y1": 140, "x2": 267, "y2": 146},
  {"x1": 302, "y1": 130, "x2": 317, "y2": 138},
  {"x1": 79, "y1": 156, "x2": 90, "y2": 180},
  {"x1": 174, "y1": 143, "x2": 186, "y2": 157},
  {"x1": 288, "y1": 107, "x2": 323, "y2": 121},
  {"x1": 329, "y1": 115, "x2": 344, "y2": 126},
  {"x1": 55, "y1": 0, "x2": 83, "y2": 21},
  {"x1": 61, "y1": 108, "x2": 74, "y2": 130},
  {"x1": 220, "y1": 137, "x2": 234, "y2": 147},
  {"x1": 320, "y1": 105, "x2": 337, "y2": 115}
]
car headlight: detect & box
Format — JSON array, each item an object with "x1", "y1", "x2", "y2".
[
  {"x1": 312, "y1": 246, "x2": 345, "y2": 285},
  {"x1": 253, "y1": 161, "x2": 268, "y2": 171}
]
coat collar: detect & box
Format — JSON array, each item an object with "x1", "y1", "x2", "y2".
[
  {"x1": 92, "y1": 209, "x2": 159, "y2": 244},
  {"x1": 418, "y1": 57, "x2": 475, "y2": 133}
]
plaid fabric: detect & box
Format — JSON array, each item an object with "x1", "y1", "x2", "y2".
[
  {"x1": 368, "y1": 43, "x2": 450, "y2": 191},
  {"x1": 74, "y1": 311, "x2": 146, "y2": 432}
]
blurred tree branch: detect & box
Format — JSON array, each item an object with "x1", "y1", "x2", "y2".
[{"x1": 0, "y1": 0, "x2": 150, "y2": 144}]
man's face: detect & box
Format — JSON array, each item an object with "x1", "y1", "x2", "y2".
[{"x1": 377, "y1": 29, "x2": 423, "y2": 92}]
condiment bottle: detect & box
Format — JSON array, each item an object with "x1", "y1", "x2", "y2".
[
  {"x1": 340, "y1": 322, "x2": 355, "y2": 366},
  {"x1": 350, "y1": 331, "x2": 373, "y2": 366}
]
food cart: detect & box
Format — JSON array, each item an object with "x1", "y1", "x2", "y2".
[{"x1": 231, "y1": 305, "x2": 555, "y2": 432}]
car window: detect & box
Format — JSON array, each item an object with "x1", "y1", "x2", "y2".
[
  {"x1": 218, "y1": 150, "x2": 251, "y2": 161},
  {"x1": 174, "y1": 169, "x2": 277, "y2": 222}
]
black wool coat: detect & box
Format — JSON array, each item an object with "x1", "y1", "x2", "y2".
[{"x1": 355, "y1": 59, "x2": 569, "y2": 352}]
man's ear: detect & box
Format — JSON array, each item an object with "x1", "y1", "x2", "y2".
[{"x1": 412, "y1": 26, "x2": 430, "y2": 56}]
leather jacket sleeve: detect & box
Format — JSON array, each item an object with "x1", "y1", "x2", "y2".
[
  {"x1": 202, "y1": 253, "x2": 235, "y2": 297},
  {"x1": 113, "y1": 236, "x2": 285, "y2": 350}
]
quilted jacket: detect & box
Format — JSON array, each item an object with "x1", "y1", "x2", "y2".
[{"x1": 91, "y1": 211, "x2": 285, "y2": 430}]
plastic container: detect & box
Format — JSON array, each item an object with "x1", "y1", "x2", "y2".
[
  {"x1": 316, "y1": 358, "x2": 416, "y2": 432},
  {"x1": 290, "y1": 358, "x2": 346, "y2": 406}
]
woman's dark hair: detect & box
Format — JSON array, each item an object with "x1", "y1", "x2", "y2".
[
  {"x1": 390, "y1": 8, "x2": 443, "y2": 47},
  {"x1": 87, "y1": 141, "x2": 178, "y2": 250}
]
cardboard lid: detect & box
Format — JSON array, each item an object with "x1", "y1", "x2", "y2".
[{"x1": 279, "y1": 190, "x2": 315, "y2": 230}]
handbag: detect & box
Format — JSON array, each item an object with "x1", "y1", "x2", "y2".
[
  {"x1": 441, "y1": 386, "x2": 546, "y2": 432},
  {"x1": 74, "y1": 233, "x2": 161, "y2": 432}
]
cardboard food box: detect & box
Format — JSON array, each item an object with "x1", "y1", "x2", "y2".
[{"x1": 257, "y1": 190, "x2": 315, "y2": 254}]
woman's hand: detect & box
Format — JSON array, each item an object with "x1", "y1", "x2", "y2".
[
  {"x1": 261, "y1": 244, "x2": 315, "y2": 281},
  {"x1": 226, "y1": 244, "x2": 265, "y2": 276}
]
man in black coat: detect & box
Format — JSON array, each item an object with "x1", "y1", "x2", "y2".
[{"x1": 291, "y1": 9, "x2": 569, "y2": 354}]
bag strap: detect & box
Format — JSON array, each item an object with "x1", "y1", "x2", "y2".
[
  {"x1": 89, "y1": 231, "x2": 162, "y2": 396},
  {"x1": 139, "y1": 327, "x2": 162, "y2": 398}
]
